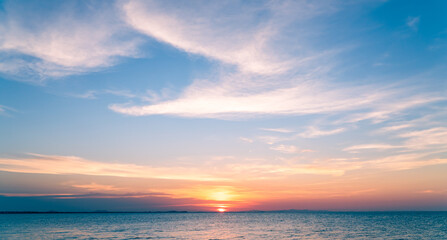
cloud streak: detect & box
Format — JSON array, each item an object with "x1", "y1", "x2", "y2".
[
  {"x1": 406, "y1": 16, "x2": 420, "y2": 31},
  {"x1": 110, "y1": 82, "x2": 392, "y2": 119},
  {"x1": 299, "y1": 126, "x2": 345, "y2": 138},
  {"x1": 270, "y1": 145, "x2": 301, "y2": 154},
  {"x1": 2, "y1": 151, "x2": 445, "y2": 183},
  {"x1": 343, "y1": 144, "x2": 403, "y2": 152},
  {"x1": 0, "y1": 104, "x2": 17, "y2": 116},
  {"x1": 0, "y1": 153, "x2": 226, "y2": 181},
  {"x1": 260, "y1": 128, "x2": 295, "y2": 133},
  {"x1": 270, "y1": 145, "x2": 314, "y2": 154}
]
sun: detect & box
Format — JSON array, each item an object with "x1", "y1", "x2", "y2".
[{"x1": 217, "y1": 208, "x2": 226, "y2": 213}]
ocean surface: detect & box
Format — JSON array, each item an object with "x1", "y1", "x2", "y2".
[{"x1": 1, "y1": 212, "x2": 446, "y2": 239}]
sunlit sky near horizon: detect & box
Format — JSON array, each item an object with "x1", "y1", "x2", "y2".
[{"x1": 0, "y1": 0, "x2": 446, "y2": 212}]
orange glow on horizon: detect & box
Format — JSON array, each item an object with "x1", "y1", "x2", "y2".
[{"x1": 217, "y1": 208, "x2": 226, "y2": 212}]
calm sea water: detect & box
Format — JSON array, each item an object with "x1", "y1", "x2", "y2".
[{"x1": 1, "y1": 212, "x2": 446, "y2": 239}]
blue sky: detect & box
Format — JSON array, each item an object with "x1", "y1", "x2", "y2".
[{"x1": 0, "y1": 0, "x2": 446, "y2": 211}]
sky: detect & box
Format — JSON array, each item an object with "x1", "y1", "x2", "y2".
[{"x1": 0, "y1": 0, "x2": 446, "y2": 212}]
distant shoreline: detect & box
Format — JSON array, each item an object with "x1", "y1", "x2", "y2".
[
  {"x1": 0, "y1": 211, "x2": 188, "y2": 214},
  {"x1": 1, "y1": 210, "x2": 446, "y2": 214}
]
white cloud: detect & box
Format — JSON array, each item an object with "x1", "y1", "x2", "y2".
[
  {"x1": 0, "y1": 1, "x2": 141, "y2": 80},
  {"x1": 400, "y1": 127, "x2": 447, "y2": 150},
  {"x1": 120, "y1": 0, "x2": 328, "y2": 75},
  {"x1": 70, "y1": 89, "x2": 139, "y2": 100},
  {"x1": 258, "y1": 136, "x2": 288, "y2": 145},
  {"x1": 270, "y1": 144, "x2": 313, "y2": 154},
  {"x1": 230, "y1": 153, "x2": 447, "y2": 178},
  {"x1": 110, "y1": 80, "x2": 391, "y2": 119},
  {"x1": 2, "y1": 0, "x2": 441, "y2": 125},
  {"x1": 365, "y1": 153, "x2": 447, "y2": 171},
  {"x1": 379, "y1": 124, "x2": 413, "y2": 132},
  {"x1": 343, "y1": 126, "x2": 447, "y2": 154},
  {"x1": 71, "y1": 183, "x2": 124, "y2": 193},
  {"x1": 228, "y1": 162, "x2": 348, "y2": 177},
  {"x1": 110, "y1": 64, "x2": 444, "y2": 120},
  {"x1": 260, "y1": 128, "x2": 294, "y2": 133},
  {"x1": 109, "y1": 1, "x2": 445, "y2": 120},
  {"x1": 2, "y1": 151, "x2": 446, "y2": 184},
  {"x1": 299, "y1": 126, "x2": 345, "y2": 138},
  {"x1": 113, "y1": 0, "x2": 392, "y2": 119},
  {"x1": 239, "y1": 137, "x2": 254, "y2": 143},
  {"x1": 0, "y1": 153, "x2": 226, "y2": 181},
  {"x1": 343, "y1": 144, "x2": 402, "y2": 152},
  {"x1": 341, "y1": 95, "x2": 444, "y2": 124},
  {"x1": 0, "y1": 153, "x2": 354, "y2": 181},
  {"x1": 270, "y1": 145, "x2": 300, "y2": 154}
]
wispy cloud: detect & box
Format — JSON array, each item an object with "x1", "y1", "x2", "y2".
[
  {"x1": 70, "y1": 89, "x2": 138, "y2": 100},
  {"x1": 349, "y1": 126, "x2": 447, "y2": 153},
  {"x1": 110, "y1": 81, "x2": 392, "y2": 119},
  {"x1": 343, "y1": 144, "x2": 403, "y2": 152},
  {"x1": 299, "y1": 126, "x2": 345, "y2": 138},
  {"x1": 365, "y1": 153, "x2": 447, "y2": 171},
  {"x1": 239, "y1": 137, "x2": 254, "y2": 143},
  {"x1": 270, "y1": 145, "x2": 300, "y2": 154},
  {"x1": 104, "y1": 89, "x2": 137, "y2": 99},
  {"x1": 0, "y1": 153, "x2": 226, "y2": 181},
  {"x1": 400, "y1": 127, "x2": 447, "y2": 150},
  {"x1": 0, "y1": 152, "x2": 373, "y2": 183},
  {"x1": 406, "y1": 16, "x2": 420, "y2": 31},
  {"x1": 2, "y1": 151, "x2": 447, "y2": 204},
  {"x1": 341, "y1": 95, "x2": 445, "y2": 124},
  {"x1": 227, "y1": 161, "x2": 348, "y2": 177},
  {"x1": 70, "y1": 90, "x2": 98, "y2": 99},
  {"x1": 342, "y1": 112, "x2": 447, "y2": 154},
  {"x1": 270, "y1": 144, "x2": 313, "y2": 154},
  {"x1": 260, "y1": 128, "x2": 294, "y2": 133},
  {"x1": 225, "y1": 153, "x2": 447, "y2": 177},
  {"x1": 111, "y1": 0, "x2": 399, "y2": 119},
  {"x1": 0, "y1": 104, "x2": 17, "y2": 116},
  {"x1": 120, "y1": 0, "x2": 323, "y2": 75},
  {"x1": 71, "y1": 183, "x2": 124, "y2": 193},
  {"x1": 99, "y1": 1, "x2": 443, "y2": 121},
  {"x1": 0, "y1": 1, "x2": 141, "y2": 80},
  {"x1": 379, "y1": 124, "x2": 413, "y2": 132},
  {"x1": 258, "y1": 135, "x2": 291, "y2": 145},
  {"x1": 0, "y1": 153, "x2": 348, "y2": 184}
]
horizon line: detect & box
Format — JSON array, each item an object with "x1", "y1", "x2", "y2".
[{"x1": 2, "y1": 210, "x2": 447, "y2": 214}]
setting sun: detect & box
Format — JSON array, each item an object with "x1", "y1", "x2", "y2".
[{"x1": 217, "y1": 208, "x2": 226, "y2": 213}]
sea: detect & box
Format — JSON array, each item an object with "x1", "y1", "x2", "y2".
[{"x1": 1, "y1": 212, "x2": 446, "y2": 239}]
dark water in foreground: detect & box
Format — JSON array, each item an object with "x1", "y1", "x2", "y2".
[{"x1": 1, "y1": 212, "x2": 446, "y2": 239}]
